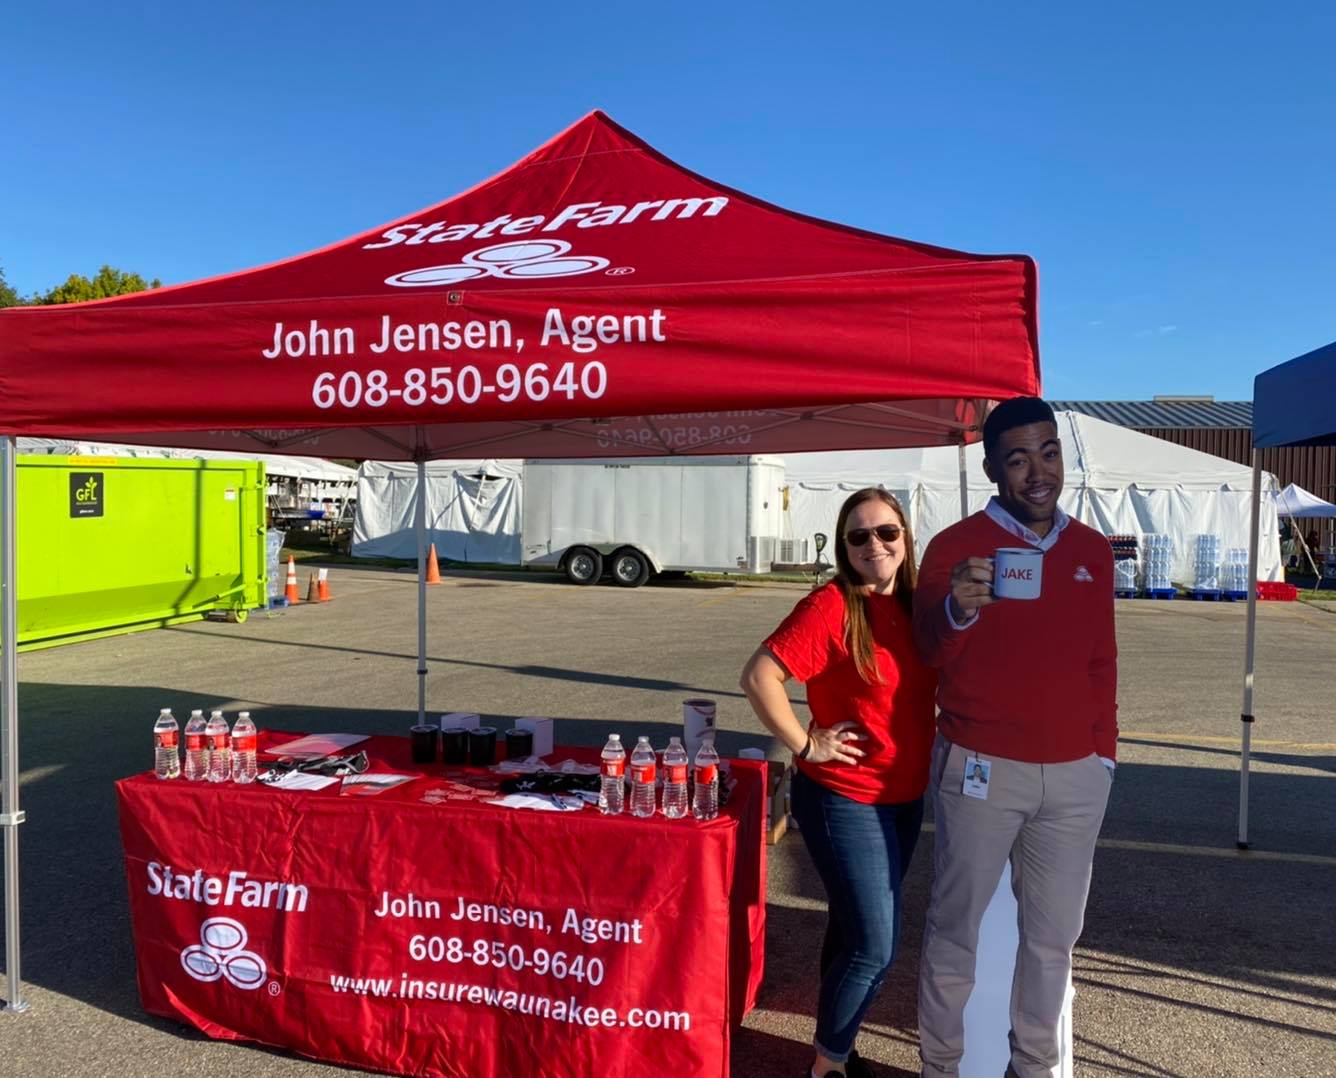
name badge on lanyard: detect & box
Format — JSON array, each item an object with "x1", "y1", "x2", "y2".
[{"x1": 963, "y1": 756, "x2": 991, "y2": 800}]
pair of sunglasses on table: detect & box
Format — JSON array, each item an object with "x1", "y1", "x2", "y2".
[
  {"x1": 259, "y1": 750, "x2": 370, "y2": 781},
  {"x1": 844, "y1": 524, "x2": 903, "y2": 546}
]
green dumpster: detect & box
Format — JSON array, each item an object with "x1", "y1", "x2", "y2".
[{"x1": 12, "y1": 455, "x2": 266, "y2": 650}]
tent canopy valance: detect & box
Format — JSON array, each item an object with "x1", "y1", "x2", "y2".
[
  {"x1": 0, "y1": 111, "x2": 1038, "y2": 460},
  {"x1": 1253, "y1": 340, "x2": 1336, "y2": 449}
]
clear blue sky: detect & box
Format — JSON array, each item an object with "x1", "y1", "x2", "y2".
[{"x1": 6, "y1": 3, "x2": 1333, "y2": 400}]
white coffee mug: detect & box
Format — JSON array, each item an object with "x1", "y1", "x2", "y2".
[{"x1": 993, "y1": 547, "x2": 1043, "y2": 600}]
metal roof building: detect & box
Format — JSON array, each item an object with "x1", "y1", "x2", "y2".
[{"x1": 1053, "y1": 398, "x2": 1336, "y2": 511}]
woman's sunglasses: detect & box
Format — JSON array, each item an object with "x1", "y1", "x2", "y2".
[{"x1": 845, "y1": 524, "x2": 903, "y2": 546}]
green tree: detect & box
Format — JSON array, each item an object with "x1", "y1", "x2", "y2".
[
  {"x1": 0, "y1": 264, "x2": 20, "y2": 308},
  {"x1": 33, "y1": 264, "x2": 161, "y2": 305}
]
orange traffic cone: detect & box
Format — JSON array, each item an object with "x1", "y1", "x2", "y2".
[
  {"x1": 306, "y1": 571, "x2": 320, "y2": 603},
  {"x1": 317, "y1": 567, "x2": 331, "y2": 602},
  {"x1": 425, "y1": 543, "x2": 442, "y2": 585},
  {"x1": 283, "y1": 556, "x2": 300, "y2": 604}
]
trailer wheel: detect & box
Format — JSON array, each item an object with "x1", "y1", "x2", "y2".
[
  {"x1": 563, "y1": 547, "x2": 603, "y2": 586},
  {"x1": 610, "y1": 547, "x2": 651, "y2": 588}
]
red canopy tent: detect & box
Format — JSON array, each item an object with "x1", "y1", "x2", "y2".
[
  {"x1": 0, "y1": 110, "x2": 1037, "y2": 457},
  {"x1": 0, "y1": 111, "x2": 1040, "y2": 1014}
]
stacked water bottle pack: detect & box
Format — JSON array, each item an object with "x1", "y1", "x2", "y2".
[
  {"x1": 599, "y1": 733, "x2": 722, "y2": 821},
  {"x1": 152, "y1": 707, "x2": 257, "y2": 783},
  {"x1": 1192, "y1": 534, "x2": 1222, "y2": 594},
  {"x1": 1141, "y1": 534, "x2": 1175, "y2": 596},
  {"x1": 1107, "y1": 534, "x2": 1140, "y2": 596},
  {"x1": 1221, "y1": 548, "x2": 1250, "y2": 597},
  {"x1": 1113, "y1": 558, "x2": 1138, "y2": 593}
]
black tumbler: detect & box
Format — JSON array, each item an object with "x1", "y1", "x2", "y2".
[
  {"x1": 505, "y1": 728, "x2": 534, "y2": 760},
  {"x1": 410, "y1": 725, "x2": 438, "y2": 764},
  {"x1": 469, "y1": 726, "x2": 498, "y2": 766},
  {"x1": 441, "y1": 727, "x2": 470, "y2": 765}
]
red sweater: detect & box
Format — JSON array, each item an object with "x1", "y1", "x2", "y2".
[
  {"x1": 765, "y1": 582, "x2": 937, "y2": 804},
  {"x1": 913, "y1": 510, "x2": 1118, "y2": 763}
]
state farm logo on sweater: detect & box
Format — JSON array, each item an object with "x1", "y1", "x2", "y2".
[
  {"x1": 181, "y1": 917, "x2": 267, "y2": 990},
  {"x1": 1074, "y1": 565, "x2": 1095, "y2": 582}
]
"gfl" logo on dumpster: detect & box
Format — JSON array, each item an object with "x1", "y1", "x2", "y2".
[{"x1": 69, "y1": 472, "x2": 104, "y2": 518}]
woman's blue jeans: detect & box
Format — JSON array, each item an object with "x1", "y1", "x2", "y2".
[{"x1": 790, "y1": 769, "x2": 924, "y2": 1062}]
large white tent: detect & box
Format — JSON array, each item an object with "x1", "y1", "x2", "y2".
[
  {"x1": 352, "y1": 459, "x2": 522, "y2": 563},
  {"x1": 783, "y1": 411, "x2": 1283, "y2": 582}
]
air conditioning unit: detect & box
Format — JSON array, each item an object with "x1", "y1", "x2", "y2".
[
  {"x1": 746, "y1": 535, "x2": 777, "y2": 573},
  {"x1": 779, "y1": 538, "x2": 809, "y2": 563}
]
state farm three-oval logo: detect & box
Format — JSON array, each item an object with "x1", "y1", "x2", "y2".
[
  {"x1": 181, "y1": 917, "x2": 267, "y2": 990},
  {"x1": 385, "y1": 240, "x2": 612, "y2": 288}
]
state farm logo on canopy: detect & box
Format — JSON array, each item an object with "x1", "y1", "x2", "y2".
[
  {"x1": 364, "y1": 195, "x2": 728, "y2": 288},
  {"x1": 181, "y1": 917, "x2": 267, "y2": 990}
]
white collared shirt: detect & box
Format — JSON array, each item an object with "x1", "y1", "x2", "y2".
[{"x1": 983, "y1": 496, "x2": 1070, "y2": 552}]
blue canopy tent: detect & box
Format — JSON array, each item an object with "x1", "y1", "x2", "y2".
[{"x1": 1238, "y1": 340, "x2": 1336, "y2": 847}]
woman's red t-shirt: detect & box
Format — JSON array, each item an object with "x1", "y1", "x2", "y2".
[{"x1": 764, "y1": 582, "x2": 937, "y2": 805}]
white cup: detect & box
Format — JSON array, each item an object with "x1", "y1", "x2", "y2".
[{"x1": 993, "y1": 547, "x2": 1043, "y2": 600}]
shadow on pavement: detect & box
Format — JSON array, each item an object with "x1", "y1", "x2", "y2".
[{"x1": 166, "y1": 624, "x2": 763, "y2": 703}]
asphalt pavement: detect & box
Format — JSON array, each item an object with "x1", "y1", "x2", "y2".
[{"x1": 1, "y1": 566, "x2": 1333, "y2": 1076}]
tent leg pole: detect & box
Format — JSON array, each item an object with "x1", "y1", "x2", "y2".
[
  {"x1": 1238, "y1": 451, "x2": 1262, "y2": 850},
  {"x1": 1, "y1": 436, "x2": 28, "y2": 1013},
  {"x1": 958, "y1": 443, "x2": 969, "y2": 520},
  {"x1": 416, "y1": 458, "x2": 428, "y2": 729}
]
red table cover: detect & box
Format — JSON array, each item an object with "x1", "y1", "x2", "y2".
[{"x1": 115, "y1": 733, "x2": 766, "y2": 1077}]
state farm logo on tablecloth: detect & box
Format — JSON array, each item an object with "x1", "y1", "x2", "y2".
[
  {"x1": 181, "y1": 917, "x2": 267, "y2": 990},
  {"x1": 384, "y1": 240, "x2": 612, "y2": 288}
]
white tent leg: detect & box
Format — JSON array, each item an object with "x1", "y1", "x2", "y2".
[
  {"x1": 416, "y1": 458, "x2": 428, "y2": 728},
  {"x1": 1238, "y1": 451, "x2": 1262, "y2": 849},
  {"x1": 1, "y1": 435, "x2": 28, "y2": 1013},
  {"x1": 958, "y1": 443, "x2": 969, "y2": 520}
]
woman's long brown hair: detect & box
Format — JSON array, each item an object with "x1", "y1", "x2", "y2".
[{"x1": 832, "y1": 487, "x2": 917, "y2": 683}]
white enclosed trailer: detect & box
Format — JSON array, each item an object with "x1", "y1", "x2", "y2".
[{"x1": 522, "y1": 456, "x2": 788, "y2": 586}]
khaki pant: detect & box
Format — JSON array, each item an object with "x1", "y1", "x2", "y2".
[{"x1": 919, "y1": 734, "x2": 1111, "y2": 1077}]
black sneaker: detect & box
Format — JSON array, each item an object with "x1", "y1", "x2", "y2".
[{"x1": 845, "y1": 1049, "x2": 879, "y2": 1078}]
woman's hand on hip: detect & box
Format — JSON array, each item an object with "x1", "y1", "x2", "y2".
[{"x1": 805, "y1": 722, "x2": 867, "y2": 765}]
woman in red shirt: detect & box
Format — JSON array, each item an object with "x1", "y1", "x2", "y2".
[{"x1": 742, "y1": 488, "x2": 937, "y2": 1078}]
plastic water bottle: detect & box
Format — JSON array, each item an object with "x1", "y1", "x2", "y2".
[
  {"x1": 630, "y1": 736, "x2": 657, "y2": 818},
  {"x1": 599, "y1": 733, "x2": 626, "y2": 815},
  {"x1": 205, "y1": 709, "x2": 231, "y2": 783},
  {"x1": 662, "y1": 737, "x2": 689, "y2": 819},
  {"x1": 692, "y1": 738, "x2": 720, "y2": 820},
  {"x1": 153, "y1": 708, "x2": 180, "y2": 780},
  {"x1": 231, "y1": 711, "x2": 258, "y2": 784},
  {"x1": 183, "y1": 709, "x2": 208, "y2": 781}
]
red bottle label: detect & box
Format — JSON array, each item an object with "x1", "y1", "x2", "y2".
[
  {"x1": 210, "y1": 734, "x2": 230, "y2": 750},
  {"x1": 696, "y1": 765, "x2": 718, "y2": 785},
  {"x1": 631, "y1": 763, "x2": 655, "y2": 784},
  {"x1": 185, "y1": 734, "x2": 204, "y2": 751},
  {"x1": 667, "y1": 764, "x2": 688, "y2": 783},
  {"x1": 156, "y1": 731, "x2": 178, "y2": 749},
  {"x1": 233, "y1": 735, "x2": 257, "y2": 752},
  {"x1": 602, "y1": 759, "x2": 625, "y2": 778}
]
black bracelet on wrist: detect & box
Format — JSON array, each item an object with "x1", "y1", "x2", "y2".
[{"x1": 797, "y1": 735, "x2": 812, "y2": 760}]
